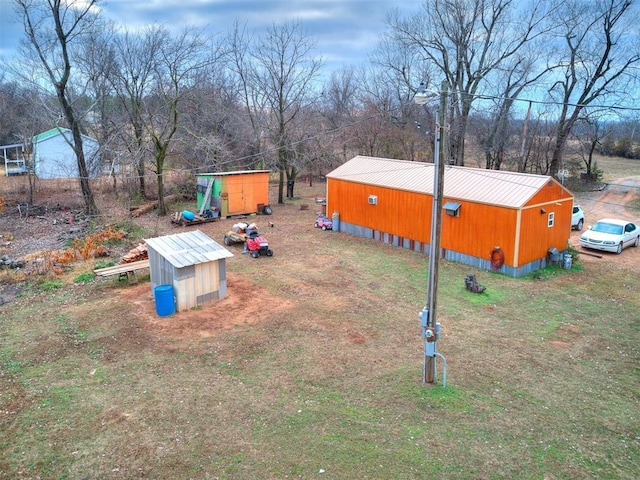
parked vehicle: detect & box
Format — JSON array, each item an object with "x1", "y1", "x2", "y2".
[
  {"x1": 579, "y1": 218, "x2": 639, "y2": 254},
  {"x1": 223, "y1": 222, "x2": 273, "y2": 258},
  {"x1": 571, "y1": 205, "x2": 585, "y2": 231},
  {"x1": 244, "y1": 230, "x2": 273, "y2": 258},
  {"x1": 314, "y1": 215, "x2": 333, "y2": 230}
]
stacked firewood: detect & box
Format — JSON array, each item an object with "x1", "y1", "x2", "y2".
[
  {"x1": 129, "y1": 195, "x2": 178, "y2": 218},
  {"x1": 120, "y1": 243, "x2": 148, "y2": 263}
]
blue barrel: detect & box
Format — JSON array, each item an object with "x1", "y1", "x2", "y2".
[
  {"x1": 181, "y1": 210, "x2": 195, "y2": 221},
  {"x1": 154, "y1": 285, "x2": 175, "y2": 316}
]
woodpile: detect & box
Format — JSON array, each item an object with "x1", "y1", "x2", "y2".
[
  {"x1": 120, "y1": 243, "x2": 148, "y2": 264},
  {"x1": 130, "y1": 195, "x2": 178, "y2": 218}
]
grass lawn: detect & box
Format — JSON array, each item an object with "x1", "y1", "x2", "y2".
[{"x1": 1, "y1": 168, "x2": 639, "y2": 479}]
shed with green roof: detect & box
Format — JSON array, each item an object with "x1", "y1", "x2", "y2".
[{"x1": 32, "y1": 127, "x2": 100, "y2": 179}]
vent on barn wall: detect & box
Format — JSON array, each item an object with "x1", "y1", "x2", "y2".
[
  {"x1": 368, "y1": 195, "x2": 378, "y2": 205},
  {"x1": 443, "y1": 201, "x2": 461, "y2": 217}
]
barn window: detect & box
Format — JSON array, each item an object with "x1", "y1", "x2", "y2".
[
  {"x1": 443, "y1": 201, "x2": 461, "y2": 217},
  {"x1": 548, "y1": 212, "x2": 555, "y2": 227},
  {"x1": 368, "y1": 195, "x2": 378, "y2": 205}
]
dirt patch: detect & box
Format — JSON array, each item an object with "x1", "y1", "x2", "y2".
[
  {"x1": 0, "y1": 282, "x2": 22, "y2": 305},
  {"x1": 118, "y1": 272, "x2": 293, "y2": 339},
  {"x1": 0, "y1": 203, "x2": 93, "y2": 258},
  {"x1": 1, "y1": 176, "x2": 638, "y2": 319}
]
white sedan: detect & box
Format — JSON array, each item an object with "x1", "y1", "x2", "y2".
[{"x1": 579, "y1": 218, "x2": 640, "y2": 254}]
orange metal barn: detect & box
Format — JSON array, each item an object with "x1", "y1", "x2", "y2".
[{"x1": 326, "y1": 156, "x2": 575, "y2": 277}]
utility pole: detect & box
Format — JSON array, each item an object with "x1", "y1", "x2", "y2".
[{"x1": 419, "y1": 80, "x2": 448, "y2": 384}]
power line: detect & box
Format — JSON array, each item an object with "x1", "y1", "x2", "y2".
[{"x1": 7, "y1": 83, "x2": 640, "y2": 183}]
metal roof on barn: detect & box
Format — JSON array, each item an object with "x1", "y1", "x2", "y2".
[
  {"x1": 144, "y1": 229, "x2": 233, "y2": 269},
  {"x1": 326, "y1": 155, "x2": 562, "y2": 209}
]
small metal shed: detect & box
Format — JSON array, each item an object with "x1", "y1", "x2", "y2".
[
  {"x1": 145, "y1": 230, "x2": 233, "y2": 312},
  {"x1": 32, "y1": 127, "x2": 100, "y2": 179}
]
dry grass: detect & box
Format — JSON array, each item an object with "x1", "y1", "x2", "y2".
[
  {"x1": 0, "y1": 172, "x2": 639, "y2": 479},
  {"x1": 594, "y1": 154, "x2": 640, "y2": 182}
]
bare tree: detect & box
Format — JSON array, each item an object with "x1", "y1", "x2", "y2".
[
  {"x1": 386, "y1": 0, "x2": 553, "y2": 166},
  {"x1": 75, "y1": 25, "x2": 120, "y2": 187},
  {"x1": 110, "y1": 26, "x2": 167, "y2": 200},
  {"x1": 111, "y1": 26, "x2": 217, "y2": 215},
  {"x1": 177, "y1": 71, "x2": 246, "y2": 173},
  {"x1": 480, "y1": 45, "x2": 549, "y2": 171},
  {"x1": 319, "y1": 66, "x2": 360, "y2": 164},
  {"x1": 572, "y1": 117, "x2": 609, "y2": 179},
  {"x1": 249, "y1": 20, "x2": 323, "y2": 203},
  {"x1": 365, "y1": 41, "x2": 438, "y2": 162},
  {"x1": 226, "y1": 21, "x2": 268, "y2": 173},
  {"x1": 147, "y1": 28, "x2": 217, "y2": 216},
  {"x1": 546, "y1": 0, "x2": 640, "y2": 176},
  {"x1": 0, "y1": 80, "x2": 49, "y2": 145},
  {"x1": 15, "y1": 0, "x2": 101, "y2": 214}
]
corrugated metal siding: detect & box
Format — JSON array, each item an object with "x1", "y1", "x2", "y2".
[
  {"x1": 327, "y1": 178, "x2": 519, "y2": 266},
  {"x1": 173, "y1": 262, "x2": 221, "y2": 311},
  {"x1": 440, "y1": 200, "x2": 518, "y2": 265},
  {"x1": 339, "y1": 219, "x2": 555, "y2": 277},
  {"x1": 145, "y1": 230, "x2": 233, "y2": 269},
  {"x1": 525, "y1": 179, "x2": 572, "y2": 206},
  {"x1": 146, "y1": 230, "x2": 233, "y2": 312},
  {"x1": 328, "y1": 181, "x2": 433, "y2": 240},
  {"x1": 326, "y1": 155, "x2": 575, "y2": 277},
  {"x1": 517, "y1": 204, "x2": 571, "y2": 265},
  {"x1": 326, "y1": 155, "x2": 563, "y2": 208}
]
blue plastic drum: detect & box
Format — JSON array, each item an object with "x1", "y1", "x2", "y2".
[
  {"x1": 154, "y1": 285, "x2": 175, "y2": 316},
  {"x1": 181, "y1": 211, "x2": 195, "y2": 221}
]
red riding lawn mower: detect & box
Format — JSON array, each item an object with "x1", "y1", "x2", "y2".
[{"x1": 242, "y1": 229, "x2": 274, "y2": 258}]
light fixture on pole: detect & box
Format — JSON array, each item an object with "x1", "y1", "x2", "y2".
[
  {"x1": 415, "y1": 80, "x2": 448, "y2": 386},
  {"x1": 414, "y1": 82, "x2": 430, "y2": 106}
]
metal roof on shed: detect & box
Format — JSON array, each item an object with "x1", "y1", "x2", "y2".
[
  {"x1": 197, "y1": 170, "x2": 271, "y2": 176},
  {"x1": 326, "y1": 156, "x2": 565, "y2": 208},
  {"x1": 32, "y1": 127, "x2": 97, "y2": 144},
  {"x1": 145, "y1": 229, "x2": 233, "y2": 269}
]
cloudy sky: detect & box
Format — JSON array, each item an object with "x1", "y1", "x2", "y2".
[{"x1": 0, "y1": 0, "x2": 422, "y2": 74}]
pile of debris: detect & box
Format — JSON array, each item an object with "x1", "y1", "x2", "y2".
[
  {"x1": 170, "y1": 208, "x2": 220, "y2": 226},
  {"x1": 0, "y1": 254, "x2": 26, "y2": 270},
  {"x1": 120, "y1": 243, "x2": 148, "y2": 264}
]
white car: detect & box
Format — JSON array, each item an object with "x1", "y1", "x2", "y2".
[
  {"x1": 571, "y1": 205, "x2": 585, "y2": 231},
  {"x1": 579, "y1": 218, "x2": 640, "y2": 254}
]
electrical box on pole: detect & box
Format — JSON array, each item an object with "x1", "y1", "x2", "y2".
[{"x1": 417, "y1": 80, "x2": 448, "y2": 386}]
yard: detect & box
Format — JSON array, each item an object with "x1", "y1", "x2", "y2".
[{"x1": 0, "y1": 159, "x2": 639, "y2": 479}]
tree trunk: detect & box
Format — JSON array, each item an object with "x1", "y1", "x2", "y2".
[
  {"x1": 58, "y1": 89, "x2": 98, "y2": 216},
  {"x1": 550, "y1": 126, "x2": 570, "y2": 177},
  {"x1": 277, "y1": 169, "x2": 285, "y2": 204},
  {"x1": 154, "y1": 142, "x2": 168, "y2": 216},
  {"x1": 133, "y1": 122, "x2": 147, "y2": 199}
]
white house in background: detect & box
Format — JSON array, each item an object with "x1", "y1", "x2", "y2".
[{"x1": 32, "y1": 127, "x2": 100, "y2": 179}]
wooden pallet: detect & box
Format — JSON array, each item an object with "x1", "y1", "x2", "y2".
[
  {"x1": 170, "y1": 213, "x2": 220, "y2": 227},
  {"x1": 93, "y1": 259, "x2": 150, "y2": 284}
]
